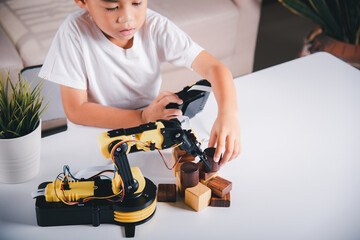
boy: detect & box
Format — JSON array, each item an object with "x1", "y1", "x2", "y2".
[{"x1": 39, "y1": 0, "x2": 240, "y2": 166}]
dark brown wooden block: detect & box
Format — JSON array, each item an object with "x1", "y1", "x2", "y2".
[
  {"x1": 197, "y1": 162, "x2": 218, "y2": 183},
  {"x1": 210, "y1": 192, "x2": 231, "y2": 207},
  {"x1": 199, "y1": 170, "x2": 218, "y2": 183},
  {"x1": 157, "y1": 184, "x2": 176, "y2": 202},
  {"x1": 179, "y1": 154, "x2": 195, "y2": 162},
  {"x1": 174, "y1": 147, "x2": 195, "y2": 163},
  {"x1": 180, "y1": 162, "x2": 199, "y2": 189},
  {"x1": 206, "y1": 176, "x2": 232, "y2": 198},
  {"x1": 203, "y1": 147, "x2": 221, "y2": 172}
]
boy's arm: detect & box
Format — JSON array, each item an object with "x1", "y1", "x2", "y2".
[
  {"x1": 60, "y1": 85, "x2": 183, "y2": 129},
  {"x1": 191, "y1": 50, "x2": 241, "y2": 165}
]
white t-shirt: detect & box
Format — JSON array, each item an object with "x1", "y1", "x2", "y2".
[{"x1": 39, "y1": 9, "x2": 203, "y2": 110}]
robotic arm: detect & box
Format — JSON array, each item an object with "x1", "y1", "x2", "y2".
[
  {"x1": 35, "y1": 80, "x2": 213, "y2": 238},
  {"x1": 98, "y1": 118, "x2": 211, "y2": 196}
]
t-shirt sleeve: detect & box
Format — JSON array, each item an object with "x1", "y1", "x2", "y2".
[
  {"x1": 38, "y1": 22, "x2": 87, "y2": 90},
  {"x1": 153, "y1": 15, "x2": 204, "y2": 69}
]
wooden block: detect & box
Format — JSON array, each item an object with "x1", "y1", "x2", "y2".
[
  {"x1": 173, "y1": 162, "x2": 184, "y2": 177},
  {"x1": 210, "y1": 192, "x2": 230, "y2": 207},
  {"x1": 185, "y1": 183, "x2": 211, "y2": 212},
  {"x1": 198, "y1": 162, "x2": 219, "y2": 184},
  {"x1": 203, "y1": 147, "x2": 221, "y2": 172},
  {"x1": 173, "y1": 147, "x2": 195, "y2": 163},
  {"x1": 199, "y1": 171, "x2": 218, "y2": 185},
  {"x1": 180, "y1": 162, "x2": 199, "y2": 189},
  {"x1": 175, "y1": 172, "x2": 185, "y2": 197},
  {"x1": 173, "y1": 147, "x2": 186, "y2": 160},
  {"x1": 206, "y1": 176, "x2": 232, "y2": 198},
  {"x1": 179, "y1": 154, "x2": 195, "y2": 163},
  {"x1": 157, "y1": 184, "x2": 176, "y2": 202},
  {"x1": 171, "y1": 149, "x2": 178, "y2": 165}
]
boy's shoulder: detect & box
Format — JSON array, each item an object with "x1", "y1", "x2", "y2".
[
  {"x1": 144, "y1": 9, "x2": 174, "y2": 32},
  {"x1": 58, "y1": 9, "x2": 92, "y2": 35}
]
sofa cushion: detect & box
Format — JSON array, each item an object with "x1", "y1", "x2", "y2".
[
  {"x1": 0, "y1": 0, "x2": 78, "y2": 67},
  {"x1": 149, "y1": 0, "x2": 238, "y2": 60},
  {"x1": 0, "y1": 25, "x2": 23, "y2": 82},
  {"x1": 0, "y1": 0, "x2": 238, "y2": 69}
]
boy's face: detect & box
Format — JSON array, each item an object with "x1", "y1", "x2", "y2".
[{"x1": 76, "y1": 0, "x2": 147, "y2": 48}]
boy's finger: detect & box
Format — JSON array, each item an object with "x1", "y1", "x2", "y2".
[
  {"x1": 158, "y1": 91, "x2": 173, "y2": 97},
  {"x1": 208, "y1": 130, "x2": 217, "y2": 148},
  {"x1": 230, "y1": 139, "x2": 241, "y2": 161},
  {"x1": 221, "y1": 135, "x2": 234, "y2": 165},
  {"x1": 159, "y1": 94, "x2": 183, "y2": 106},
  {"x1": 214, "y1": 134, "x2": 226, "y2": 162}
]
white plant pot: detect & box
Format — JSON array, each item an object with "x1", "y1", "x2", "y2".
[{"x1": 0, "y1": 122, "x2": 41, "y2": 183}]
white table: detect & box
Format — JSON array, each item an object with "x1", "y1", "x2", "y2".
[{"x1": 1, "y1": 52, "x2": 360, "y2": 240}]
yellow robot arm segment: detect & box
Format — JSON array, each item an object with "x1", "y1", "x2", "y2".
[
  {"x1": 98, "y1": 121, "x2": 166, "y2": 159},
  {"x1": 98, "y1": 133, "x2": 133, "y2": 159}
]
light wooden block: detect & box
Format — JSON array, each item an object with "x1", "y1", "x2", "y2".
[
  {"x1": 173, "y1": 162, "x2": 184, "y2": 177},
  {"x1": 173, "y1": 147, "x2": 195, "y2": 163},
  {"x1": 185, "y1": 183, "x2": 211, "y2": 212},
  {"x1": 175, "y1": 171, "x2": 185, "y2": 197}
]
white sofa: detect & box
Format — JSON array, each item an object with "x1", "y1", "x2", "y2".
[{"x1": 0, "y1": 0, "x2": 261, "y2": 92}]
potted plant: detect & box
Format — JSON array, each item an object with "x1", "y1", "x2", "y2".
[
  {"x1": 0, "y1": 70, "x2": 48, "y2": 183},
  {"x1": 279, "y1": 0, "x2": 360, "y2": 69}
]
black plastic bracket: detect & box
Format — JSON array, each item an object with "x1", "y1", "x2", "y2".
[{"x1": 111, "y1": 142, "x2": 139, "y2": 195}]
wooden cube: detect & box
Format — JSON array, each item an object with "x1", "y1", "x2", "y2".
[
  {"x1": 198, "y1": 162, "x2": 219, "y2": 184},
  {"x1": 173, "y1": 147, "x2": 195, "y2": 163},
  {"x1": 199, "y1": 171, "x2": 218, "y2": 184},
  {"x1": 185, "y1": 183, "x2": 211, "y2": 212},
  {"x1": 157, "y1": 184, "x2": 176, "y2": 202},
  {"x1": 173, "y1": 147, "x2": 186, "y2": 160},
  {"x1": 179, "y1": 154, "x2": 195, "y2": 163},
  {"x1": 210, "y1": 192, "x2": 230, "y2": 207},
  {"x1": 206, "y1": 176, "x2": 232, "y2": 198}
]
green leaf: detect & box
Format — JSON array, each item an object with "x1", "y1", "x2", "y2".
[
  {"x1": 0, "y1": 69, "x2": 48, "y2": 139},
  {"x1": 279, "y1": 0, "x2": 360, "y2": 44},
  {"x1": 279, "y1": 0, "x2": 328, "y2": 27},
  {"x1": 308, "y1": 0, "x2": 343, "y2": 40}
]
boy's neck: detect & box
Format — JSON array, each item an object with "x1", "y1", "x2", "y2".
[{"x1": 102, "y1": 31, "x2": 134, "y2": 49}]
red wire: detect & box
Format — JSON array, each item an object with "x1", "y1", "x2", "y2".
[
  {"x1": 61, "y1": 181, "x2": 79, "y2": 205},
  {"x1": 107, "y1": 182, "x2": 125, "y2": 202},
  {"x1": 157, "y1": 149, "x2": 182, "y2": 170}
]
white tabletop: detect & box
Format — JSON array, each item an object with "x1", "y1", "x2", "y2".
[{"x1": 1, "y1": 52, "x2": 360, "y2": 240}]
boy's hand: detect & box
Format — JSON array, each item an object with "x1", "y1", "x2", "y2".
[
  {"x1": 141, "y1": 91, "x2": 183, "y2": 123},
  {"x1": 208, "y1": 113, "x2": 241, "y2": 166}
]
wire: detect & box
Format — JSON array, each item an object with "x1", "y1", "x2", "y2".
[
  {"x1": 63, "y1": 165, "x2": 78, "y2": 181},
  {"x1": 53, "y1": 167, "x2": 124, "y2": 205},
  {"x1": 104, "y1": 182, "x2": 125, "y2": 202},
  {"x1": 157, "y1": 149, "x2": 183, "y2": 170},
  {"x1": 53, "y1": 139, "x2": 185, "y2": 205},
  {"x1": 87, "y1": 170, "x2": 114, "y2": 180},
  {"x1": 110, "y1": 139, "x2": 184, "y2": 171},
  {"x1": 53, "y1": 172, "x2": 65, "y2": 204}
]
